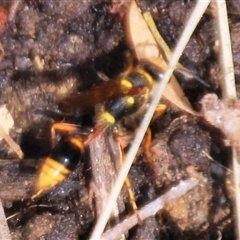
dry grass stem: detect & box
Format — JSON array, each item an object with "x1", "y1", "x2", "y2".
[
  {"x1": 101, "y1": 178, "x2": 199, "y2": 240},
  {"x1": 89, "y1": 1, "x2": 210, "y2": 238}
]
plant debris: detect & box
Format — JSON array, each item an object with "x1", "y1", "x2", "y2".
[
  {"x1": 0, "y1": 0, "x2": 237, "y2": 239},
  {"x1": 201, "y1": 93, "x2": 240, "y2": 151}
]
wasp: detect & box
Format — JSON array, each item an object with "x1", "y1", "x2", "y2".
[
  {"x1": 59, "y1": 59, "x2": 164, "y2": 128},
  {"x1": 56, "y1": 58, "x2": 169, "y2": 220},
  {"x1": 30, "y1": 59, "x2": 163, "y2": 198},
  {"x1": 32, "y1": 50, "x2": 209, "y2": 200},
  {"x1": 59, "y1": 54, "x2": 210, "y2": 127}
]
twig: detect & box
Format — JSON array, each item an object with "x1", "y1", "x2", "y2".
[
  {"x1": 0, "y1": 123, "x2": 24, "y2": 159},
  {"x1": 214, "y1": 1, "x2": 239, "y2": 238},
  {"x1": 0, "y1": 200, "x2": 11, "y2": 240},
  {"x1": 89, "y1": 1, "x2": 210, "y2": 238},
  {"x1": 101, "y1": 178, "x2": 198, "y2": 240},
  {"x1": 8, "y1": 0, "x2": 23, "y2": 22},
  {"x1": 214, "y1": 1, "x2": 236, "y2": 98}
]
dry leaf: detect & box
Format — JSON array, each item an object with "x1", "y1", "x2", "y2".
[
  {"x1": 125, "y1": 0, "x2": 197, "y2": 115},
  {"x1": 0, "y1": 105, "x2": 14, "y2": 138},
  {"x1": 125, "y1": 0, "x2": 159, "y2": 59},
  {"x1": 0, "y1": 105, "x2": 23, "y2": 159}
]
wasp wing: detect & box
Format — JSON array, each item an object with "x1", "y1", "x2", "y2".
[{"x1": 58, "y1": 78, "x2": 145, "y2": 114}]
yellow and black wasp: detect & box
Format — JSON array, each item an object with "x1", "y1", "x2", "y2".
[
  {"x1": 58, "y1": 58, "x2": 164, "y2": 127},
  {"x1": 32, "y1": 54, "x2": 209, "y2": 199},
  {"x1": 27, "y1": 58, "x2": 165, "y2": 206}
]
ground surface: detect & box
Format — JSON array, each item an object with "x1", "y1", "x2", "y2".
[{"x1": 0, "y1": 0, "x2": 237, "y2": 239}]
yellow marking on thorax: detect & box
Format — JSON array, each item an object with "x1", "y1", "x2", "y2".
[
  {"x1": 144, "y1": 92, "x2": 150, "y2": 100},
  {"x1": 135, "y1": 68, "x2": 153, "y2": 86},
  {"x1": 100, "y1": 112, "x2": 115, "y2": 125},
  {"x1": 120, "y1": 79, "x2": 133, "y2": 92},
  {"x1": 126, "y1": 96, "x2": 135, "y2": 106}
]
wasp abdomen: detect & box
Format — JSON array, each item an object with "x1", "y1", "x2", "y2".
[{"x1": 34, "y1": 137, "x2": 84, "y2": 194}]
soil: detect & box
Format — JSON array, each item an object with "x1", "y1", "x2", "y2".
[{"x1": 0, "y1": 0, "x2": 237, "y2": 239}]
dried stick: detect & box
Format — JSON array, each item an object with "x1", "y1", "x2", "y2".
[
  {"x1": 89, "y1": 1, "x2": 210, "y2": 238},
  {"x1": 101, "y1": 178, "x2": 198, "y2": 240}
]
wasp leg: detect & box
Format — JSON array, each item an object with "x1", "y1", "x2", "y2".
[
  {"x1": 84, "y1": 124, "x2": 106, "y2": 146},
  {"x1": 30, "y1": 189, "x2": 44, "y2": 200},
  {"x1": 142, "y1": 104, "x2": 166, "y2": 166},
  {"x1": 119, "y1": 146, "x2": 141, "y2": 223},
  {"x1": 114, "y1": 132, "x2": 141, "y2": 223},
  {"x1": 142, "y1": 128, "x2": 153, "y2": 165},
  {"x1": 152, "y1": 104, "x2": 167, "y2": 122},
  {"x1": 51, "y1": 122, "x2": 91, "y2": 148}
]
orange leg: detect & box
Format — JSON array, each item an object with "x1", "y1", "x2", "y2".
[
  {"x1": 119, "y1": 146, "x2": 141, "y2": 223},
  {"x1": 51, "y1": 122, "x2": 82, "y2": 134},
  {"x1": 84, "y1": 124, "x2": 106, "y2": 146},
  {"x1": 114, "y1": 131, "x2": 141, "y2": 223},
  {"x1": 142, "y1": 128, "x2": 154, "y2": 166},
  {"x1": 51, "y1": 122, "x2": 107, "y2": 150},
  {"x1": 51, "y1": 122, "x2": 92, "y2": 148},
  {"x1": 51, "y1": 123, "x2": 80, "y2": 148},
  {"x1": 142, "y1": 104, "x2": 166, "y2": 166},
  {"x1": 152, "y1": 104, "x2": 167, "y2": 122}
]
